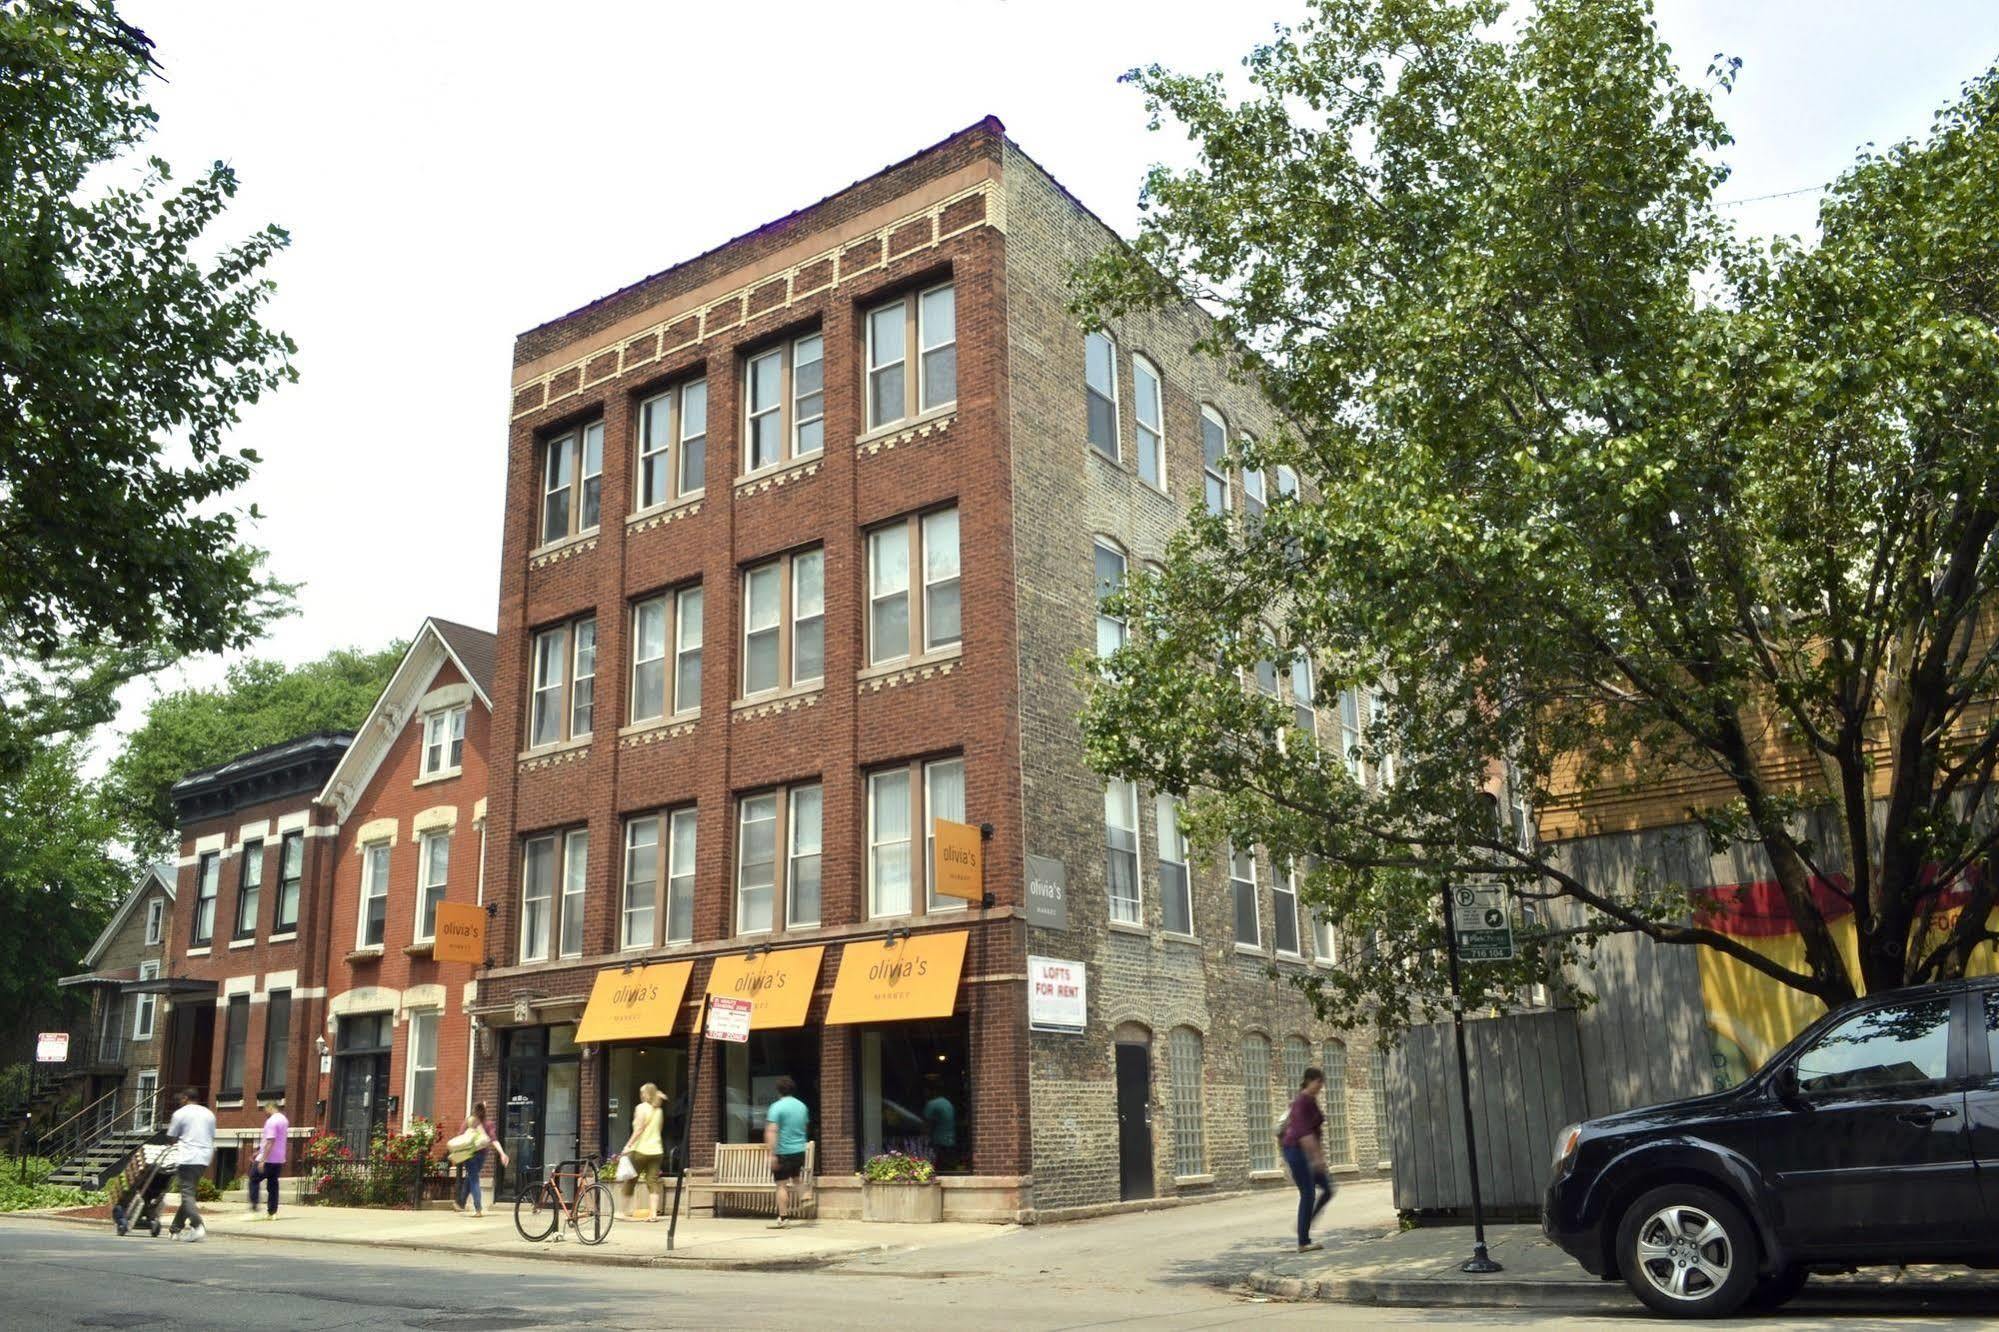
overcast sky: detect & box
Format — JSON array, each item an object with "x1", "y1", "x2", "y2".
[{"x1": 102, "y1": 0, "x2": 1999, "y2": 749}]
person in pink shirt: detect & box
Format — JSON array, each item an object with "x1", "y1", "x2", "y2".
[{"x1": 250, "y1": 1097, "x2": 289, "y2": 1219}]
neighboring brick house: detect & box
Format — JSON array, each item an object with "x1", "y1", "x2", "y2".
[
  {"x1": 311, "y1": 618, "x2": 495, "y2": 1153},
  {"x1": 57, "y1": 863, "x2": 177, "y2": 1125},
  {"x1": 161, "y1": 733, "x2": 351, "y2": 1179},
  {"x1": 480, "y1": 117, "x2": 1382, "y2": 1221}
]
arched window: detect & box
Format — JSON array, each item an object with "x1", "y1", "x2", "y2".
[
  {"x1": 1322, "y1": 1039, "x2": 1351, "y2": 1163},
  {"x1": 1086, "y1": 331, "x2": 1119, "y2": 459},
  {"x1": 1132, "y1": 354, "x2": 1164, "y2": 487},
  {"x1": 1093, "y1": 539, "x2": 1127, "y2": 659},
  {"x1": 1242, "y1": 1033, "x2": 1275, "y2": 1172},
  {"x1": 1200, "y1": 404, "x2": 1230, "y2": 516},
  {"x1": 1168, "y1": 1026, "x2": 1205, "y2": 1177},
  {"x1": 1281, "y1": 1036, "x2": 1311, "y2": 1100}
]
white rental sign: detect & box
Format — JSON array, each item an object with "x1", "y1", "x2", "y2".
[
  {"x1": 1027, "y1": 956, "x2": 1087, "y2": 1033},
  {"x1": 706, "y1": 996, "x2": 753, "y2": 1043},
  {"x1": 35, "y1": 1032, "x2": 69, "y2": 1063}
]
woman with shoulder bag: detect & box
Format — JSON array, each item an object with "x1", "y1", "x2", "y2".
[
  {"x1": 1279, "y1": 1069, "x2": 1336, "y2": 1252},
  {"x1": 450, "y1": 1102, "x2": 510, "y2": 1217},
  {"x1": 619, "y1": 1083, "x2": 667, "y2": 1220}
]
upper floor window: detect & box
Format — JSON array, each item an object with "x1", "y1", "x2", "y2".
[
  {"x1": 1275, "y1": 464, "x2": 1298, "y2": 501},
  {"x1": 1229, "y1": 844, "x2": 1260, "y2": 947},
  {"x1": 416, "y1": 829, "x2": 450, "y2": 943},
  {"x1": 1156, "y1": 794, "x2": 1192, "y2": 936},
  {"x1": 1289, "y1": 651, "x2": 1316, "y2": 735},
  {"x1": 736, "y1": 783, "x2": 823, "y2": 935},
  {"x1": 1133, "y1": 354, "x2": 1164, "y2": 488},
  {"x1": 745, "y1": 333, "x2": 824, "y2": 473},
  {"x1": 1337, "y1": 687, "x2": 1364, "y2": 779},
  {"x1": 1085, "y1": 331, "x2": 1118, "y2": 458},
  {"x1": 357, "y1": 841, "x2": 390, "y2": 949},
  {"x1": 623, "y1": 806, "x2": 697, "y2": 949},
  {"x1": 421, "y1": 706, "x2": 467, "y2": 778},
  {"x1": 867, "y1": 756, "x2": 966, "y2": 918},
  {"x1": 1105, "y1": 779, "x2": 1140, "y2": 925},
  {"x1": 133, "y1": 961, "x2": 159, "y2": 1041},
  {"x1": 742, "y1": 548, "x2": 823, "y2": 698},
  {"x1": 521, "y1": 827, "x2": 588, "y2": 963},
  {"x1": 867, "y1": 506, "x2": 961, "y2": 666},
  {"x1": 867, "y1": 282, "x2": 956, "y2": 431},
  {"x1": 275, "y1": 830, "x2": 304, "y2": 934},
  {"x1": 540, "y1": 421, "x2": 604, "y2": 546},
  {"x1": 144, "y1": 896, "x2": 164, "y2": 945},
  {"x1": 1273, "y1": 861, "x2": 1302, "y2": 957},
  {"x1": 631, "y1": 585, "x2": 703, "y2": 724},
  {"x1": 1200, "y1": 406, "x2": 1230, "y2": 517},
  {"x1": 529, "y1": 616, "x2": 595, "y2": 748},
  {"x1": 1094, "y1": 541, "x2": 1127, "y2": 659},
  {"x1": 638, "y1": 378, "x2": 707, "y2": 507},
  {"x1": 1242, "y1": 453, "x2": 1267, "y2": 525},
  {"x1": 191, "y1": 852, "x2": 220, "y2": 946},
  {"x1": 234, "y1": 840, "x2": 263, "y2": 940}
]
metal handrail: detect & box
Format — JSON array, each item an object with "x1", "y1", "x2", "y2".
[{"x1": 33, "y1": 1084, "x2": 125, "y2": 1171}]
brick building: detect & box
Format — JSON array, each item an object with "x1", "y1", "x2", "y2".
[{"x1": 479, "y1": 117, "x2": 1382, "y2": 1220}]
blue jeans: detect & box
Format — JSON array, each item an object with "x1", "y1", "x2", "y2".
[
  {"x1": 249, "y1": 1161, "x2": 282, "y2": 1215},
  {"x1": 1281, "y1": 1143, "x2": 1334, "y2": 1246},
  {"x1": 457, "y1": 1152, "x2": 485, "y2": 1211}
]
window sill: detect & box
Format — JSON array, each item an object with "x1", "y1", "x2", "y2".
[
  {"x1": 1173, "y1": 1174, "x2": 1216, "y2": 1188},
  {"x1": 1274, "y1": 950, "x2": 1307, "y2": 965},
  {"x1": 1248, "y1": 1169, "x2": 1287, "y2": 1182},
  {"x1": 731, "y1": 683, "x2": 823, "y2": 715},
  {"x1": 627, "y1": 493, "x2": 703, "y2": 528},
  {"x1": 734, "y1": 452, "x2": 823, "y2": 491},
  {"x1": 269, "y1": 932, "x2": 297, "y2": 944},
  {"x1": 1161, "y1": 931, "x2": 1199, "y2": 946},
  {"x1": 216, "y1": 1097, "x2": 245, "y2": 1110},
  {"x1": 619, "y1": 711, "x2": 699, "y2": 739},
  {"x1": 856, "y1": 643, "x2": 963, "y2": 682},
  {"x1": 527, "y1": 528, "x2": 600, "y2": 563},
  {"x1": 518, "y1": 733, "x2": 593, "y2": 762},
  {"x1": 1107, "y1": 920, "x2": 1149, "y2": 938},
  {"x1": 345, "y1": 947, "x2": 384, "y2": 965},
  {"x1": 856, "y1": 404, "x2": 956, "y2": 450},
  {"x1": 412, "y1": 767, "x2": 463, "y2": 788},
  {"x1": 1233, "y1": 943, "x2": 1268, "y2": 957},
  {"x1": 228, "y1": 937, "x2": 257, "y2": 950},
  {"x1": 186, "y1": 946, "x2": 211, "y2": 957},
  {"x1": 403, "y1": 941, "x2": 435, "y2": 960}
]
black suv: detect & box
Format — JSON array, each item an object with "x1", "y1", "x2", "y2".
[{"x1": 1544, "y1": 975, "x2": 1999, "y2": 1318}]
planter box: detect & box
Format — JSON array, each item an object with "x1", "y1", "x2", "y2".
[{"x1": 861, "y1": 1180, "x2": 943, "y2": 1223}]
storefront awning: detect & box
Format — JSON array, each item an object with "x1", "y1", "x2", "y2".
[
  {"x1": 574, "y1": 961, "x2": 695, "y2": 1044},
  {"x1": 704, "y1": 945, "x2": 824, "y2": 1030},
  {"x1": 825, "y1": 929, "x2": 969, "y2": 1026}
]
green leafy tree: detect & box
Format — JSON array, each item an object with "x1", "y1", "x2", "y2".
[
  {"x1": 105, "y1": 642, "x2": 406, "y2": 859},
  {"x1": 1077, "y1": 0, "x2": 1999, "y2": 1025},
  {"x1": 0, "y1": 0, "x2": 295, "y2": 777}
]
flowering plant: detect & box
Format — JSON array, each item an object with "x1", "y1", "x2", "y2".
[{"x1": 860, "y1": 1150, "x2": 935, "y2": 1184}]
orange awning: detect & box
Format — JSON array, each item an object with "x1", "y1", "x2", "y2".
[
  {"x1": 574, "y1": 961, "x2": 694, "y2": 1044},
  {"x1": 703, "y1": 945, "x2": 825, "y2": 1030},
  {"x1": 824, "y1": 930, "x2": 969, "y2": 1026}
]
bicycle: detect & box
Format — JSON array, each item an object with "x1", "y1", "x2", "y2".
[{"x1": 513, "y1": 1154, "x2": 615, "y2": 1245}]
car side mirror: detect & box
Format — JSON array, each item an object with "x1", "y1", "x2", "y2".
[{"x1": 1773, "y1": 1065, "x2": 1802, "y2": 1105}]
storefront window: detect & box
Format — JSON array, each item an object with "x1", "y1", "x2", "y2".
[
  {"x1": 718, "y1": 1031, "x2": 819, "y2": 1145},
  {"x1": 602, "y1": 1040, "x2": 689, "y2": 1166},
  {"x1": 855, "y1": 1017, "x2": 970, "y2": 1173}
]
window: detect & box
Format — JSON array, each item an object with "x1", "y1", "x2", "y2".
[
  {"x1": 416, "y1": 830, "x2": 449, "y2": 942},
  {"x1": 404, "y1": 1009, "x2": 439, "y2": 1127},
  {"x1": 631, "y1": 584, "x2": 702, "y2": 723},
  {"x1": 867, "y1": 756, "x2": 967, "y2": 917},
  {"x1": 1133, "y1": 354, "x2": 1164, "y2": 487},
  {"x1": 744, "y1": 332, "x2": 824, "y2": 473},
  {"x1": 1282, "y1": 1037, "x2": 1312, "y2": 1107},
  {"x1": 358, "y1": 841, "x2": 390, "y2": 948},
  {"x1": 1085, "y1": 331, "x2": 1118, "y2": 458},
  {"x1": 735, "y1": 784, "x2": 822, "y2": 935},
  {"x1": 1370, "y1": 687, "x2": 1396, "y2": 787},
  {"x1": 1311, "y1": 887, "x2": 1338, "y2": 964},
  {"x1": 132, "y1": 961, "x2": 159, "y2": 1041},
  {"x1": 1168, "y1": 1027, "x2": 1205, "y2": 1177},
  {"x1": 1242, "y1": 459, "x2": 1267, "y2": 526},
  {"x1": 667, "y1": 808, "x2": 697, "y2": 944},
  {"x1": 1794, "y1": 998, "x2": 1952, "y2": 1094},
  {"x1": 1372, "y1": 1046, "x2": 1393, "y2": 1164},
  {"x1": 626, "y1": 808, "x2": 697, "y2": 947},
  {"x1": 1156, "y1": 795, "x2": 1192, "y2": 936},
  {"x1": 1201, "y1": 406, "x2": 1230, "y2": 517},
  {"x1": 741, "y1": 548, "x2": 823, "y2": 697},
  {"x1": 191, "y1": 852, "x2": 219, "y2": 945},
  {"x1": 262, "y1": 989, "x2": 290, "y2": 1095},
  {"x1": 1243, "y1": 1034, "x2": 1275, "y2": 1171},
  {"x1": 539, "y1": 421, "x2": 604, "y2": 545},
  {"x1": 638, "y1": 377, "x2": 707, "y2": 507},
  {"x1": 275, "y1": 831, "x2": 304, "y2": 934},
  {"x1": 867, "y1": 507, "x2": 961, "y2": 665},
  {"x1": 220, "y1": 995, "x2": 249, "y2": 1098},
  {"x1": 1338, "y1": 688, "x2": 1364, "y2": 778},
  {"x1": 1230, "y1": 844, "x2": 1260, "y2": 947},
  {"x1": 1322, "y1": 1040, "x2": 1351, "y2": 1163},
  {"x1": 1273, "y1": 862, "x2": 1302, "y2": 956},
  {"x1": 1275, "y1": 464, "x2": 1298, "y2": 501},
  {"x1": 1105, "y1": 780, "x2": 1140, "y2": 925},
  {"x1": 144, "y1": 896, "x2": 163, "y2": 945},
  {"x1": 528, "y1": 616, "x2": 596, "y2": 748},
  {"x1": 1093, "y1": 541, "x2": 1126, "y2": 659},
  {"x1": 857, "y1": 1016, "x2": 972, "y2": 1171},
  {"x1": 1253, "y1": 643, "x2": 1280, "y2": 698},
  {"x1": 421, "y1": 706, "x2": 467, "y2": 777},
  {"x1": 233, "y1": 840, "x2": 263, "y2": 940},
  {"x1": 867, "y1": 282, "x2": 955, "y2": 430},
  {"x1": 1289, "y1": 651, "x2": 1316, "y2": 735},
  {"x1": 521, "y1": 828, "x2": 588, "y2": 963}
]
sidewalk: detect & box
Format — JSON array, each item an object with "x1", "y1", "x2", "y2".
[
  {"x1": 1246, "y1": 1222, "x2": 1999, "y2": 1313},
  {"x1": 9, "y1": 1194, "x2": 1010, "y2": 1271}
]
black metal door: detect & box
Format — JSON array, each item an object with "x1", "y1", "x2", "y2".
[
  {"x1": 1115, "y1": 1042, "x2": 1155, "y2": 1202},
  {"x1": 332, "y1": 1052, "x2": 389, "y2": 1155}
]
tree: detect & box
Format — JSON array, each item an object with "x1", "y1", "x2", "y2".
[
  {"x1": 104, "y1": 642, "x2": 406, "y2": 859},
  {"x1": 1076, "y1": 0, "x2": 1999, "y2": 1025},
  {"x1": 0, "y1": 1, "x2": 295, "y2": 777}
]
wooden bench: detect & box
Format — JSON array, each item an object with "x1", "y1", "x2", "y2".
[{"x1": 693, "y1": 1142, "x2": 816, "y2": 1218}]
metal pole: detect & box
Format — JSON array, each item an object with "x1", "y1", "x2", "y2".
[
  {"x1": 1444, "y1": 878, "x2": 1503, "y2": 1274},
  {"x1": 666, "y1": 1000, "x2": 707, "y2": 1253}
]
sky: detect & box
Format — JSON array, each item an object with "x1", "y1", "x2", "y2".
[{"x1": 101, "y1": 0, "x2": 1999, "y2": 751}]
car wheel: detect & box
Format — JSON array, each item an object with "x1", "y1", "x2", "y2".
[
  {"x1": 1744, "y1": 1263, "x2": 1808, "y2": 1311},
  {"x1": 1614, "y1": 1184, "x2": 1758, "y2": 1319}
]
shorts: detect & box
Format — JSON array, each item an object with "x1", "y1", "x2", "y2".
[
  {"x1": 771, "y1": 1152, "x2": 806, "y2": 1181},
  {"x1": 628, "y1": 1152, "x2": 663, "y2": 1182}
]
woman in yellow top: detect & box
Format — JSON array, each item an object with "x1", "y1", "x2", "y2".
[{"x1": 619, "y1": 1082, "x2": 666, "y2": 1219}]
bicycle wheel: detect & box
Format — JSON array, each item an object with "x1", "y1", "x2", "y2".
[
  {"x1": 572, "y1": 1181, "x2": 615, "y2": 1245},
  {"x1": 513, "y1": 1183, "x2": 559, "y2": 1242}
]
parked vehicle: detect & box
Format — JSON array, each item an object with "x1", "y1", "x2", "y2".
[{"x1": 1544, "y1": 975, "x2": 1999, "y2": 1318}]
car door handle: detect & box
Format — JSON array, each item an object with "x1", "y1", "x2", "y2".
[{"x1": 1897, "y1": 1107, "x2": 1957, "y2": 1126}]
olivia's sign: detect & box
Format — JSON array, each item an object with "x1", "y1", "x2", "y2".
[
  {"x1": 574, "y1": 961, "x2": 695, "y2": 1044},
  {"x1": 432, "y1": 901, "x2": 486, "y2": 964}
]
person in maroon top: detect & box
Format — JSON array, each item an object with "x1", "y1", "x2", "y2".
[{"x1": 1278, "y1": 1067, "x2": 1335, "y2": 1251}]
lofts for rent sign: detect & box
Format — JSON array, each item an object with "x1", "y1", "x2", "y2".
[{"x1": 1027, "y1": 956, "x2": 1086, "y2": 1033}]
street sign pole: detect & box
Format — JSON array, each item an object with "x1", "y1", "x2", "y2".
[
  {"x1": 1443, "y1": 877, "x2": 1504, "y2": 1274},
  {"x1": 666, "y1": 998, "x2": 708, "y2": 1254}
]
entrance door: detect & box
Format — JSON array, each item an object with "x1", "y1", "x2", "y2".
[
  {"x1": 1115, "y1": 1042, "x2": 1155, "y2": 1202},
  {"x1": 333, "y1": 1013, "x2": 393, "y2": 1156}
]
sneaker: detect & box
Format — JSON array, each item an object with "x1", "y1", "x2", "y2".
[
  {"x1": 185, "y1": 1227, "x2": 207, "y2": 1244},
  {"x1": 1297, "y1": 1241, "x2": 1323, "y2": 1253}
]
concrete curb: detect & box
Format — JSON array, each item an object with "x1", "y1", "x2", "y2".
[{"x1": 1243, "y1": 1266, "x2": 1999, "y2": 1313}]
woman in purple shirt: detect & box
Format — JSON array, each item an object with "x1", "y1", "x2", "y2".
[{"x1": 1278, "y1": 1068, "x2": 1336, "y2": 1252}]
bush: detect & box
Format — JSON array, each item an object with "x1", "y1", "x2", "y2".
[
  {"x1": 0, "y1": 1177, "x2": 104, "y2": 1213},
  {"x1": 860, "y1": 1151, "x2": 935, "y2": 1185}
]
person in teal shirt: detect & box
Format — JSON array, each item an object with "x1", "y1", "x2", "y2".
[{"x1": 762, "y1": 1076, "x2": 810, "y2": 1227}]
